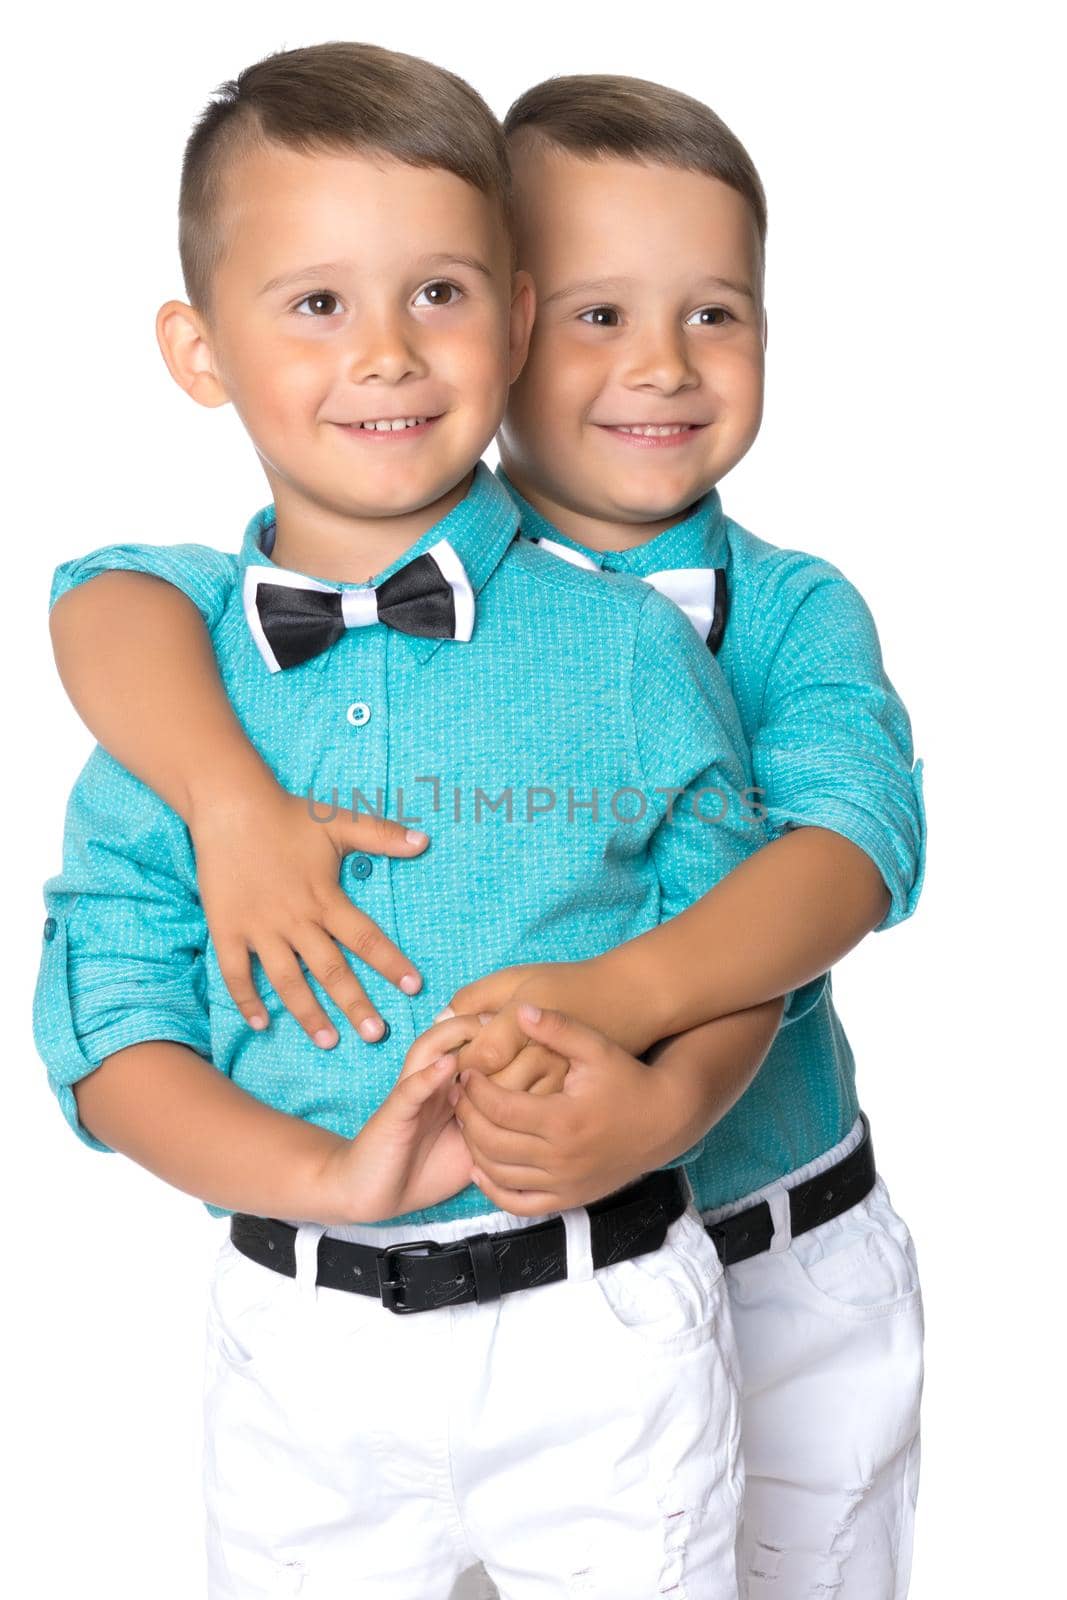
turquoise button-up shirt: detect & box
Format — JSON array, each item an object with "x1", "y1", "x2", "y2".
[
  {"x1": 33, "y1": 465, "x2": 764, "y2": 1223},
  {"x1": 503, "y1": 473, "x2": 926, "y2": 1207}
]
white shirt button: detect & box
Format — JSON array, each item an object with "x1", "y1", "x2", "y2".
[{"x1": 346, "y1": 701, "x2": 371, "y2": 728}]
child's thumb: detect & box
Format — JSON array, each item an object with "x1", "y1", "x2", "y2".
[
  {"x1": 332, "y1": 811, "x2": 429, "y2": 859},
  {"x1": 515, "y1": 1003, "x2": 591, "y2": 1059},
  {"x1": 401, "y1": 1053, "x2": 458, "y2": 1104}
]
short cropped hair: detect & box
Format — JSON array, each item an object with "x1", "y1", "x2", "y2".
[
  {"x1": 179, "y1": 41, "x2": 512, "y2": 310},
  {"x1": 505, "y1": 74, "x2": 766, "y2": 273}
]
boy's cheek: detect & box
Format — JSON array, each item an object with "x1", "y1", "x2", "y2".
[
  {"x1": 450, "y1": 321, "x2": 510, "y2": 382},
  {"x1": 221, "y1": 341, "x2": 323, "y2": 430},
  {"x1": 720, "y1": 338, "x2": 766, "y2": 402},
  {"x1": 535, "y1": 328, "x2": 604, "y2": 395},
  {"x1": 509, "y1": 341, "x2": 600, "y2": 435},
  {"x1": 724, "y1": 363, "x2": 766, "y2": 450}
]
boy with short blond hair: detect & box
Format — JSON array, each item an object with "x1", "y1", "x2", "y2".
[{"x1": 35, "y1": 44, "x2": 782, "y2": 1598}]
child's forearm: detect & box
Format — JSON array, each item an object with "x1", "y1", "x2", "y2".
[
  {"x1": 73, "y1": 1041, "x2": 351, "y2": 1222},
  {"x1": 645, "y1": 997, "x2": 785, "y2": 1167},
  {"x1": 50, "y1": 572, "x2": 273, "y2": 826},
  {"x1": 598, "y1": 828, "x2": 890, "y2": 1048}
]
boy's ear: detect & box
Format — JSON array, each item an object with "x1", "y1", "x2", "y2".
[
  {"x1": 507, "y1": 269, "x2": 536, "y2": 385},
  {"x1": 155, "y1": 300, "x2": 230, "y2": 408},
  {"x1": 762, "y1": 307, "x2": 769, "y2": 351}
]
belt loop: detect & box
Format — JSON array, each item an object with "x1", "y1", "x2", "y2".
[
  {"x1": 561, "y1": 1206, "x2": 594, "y2": 1282},
  {"x1": 294, "y1": 1222, "x2": 327, "y2": 1299},
  {"x1": 767, "y1": 1188, "x2": 792, "y2": 1253},
  {"x1": 467, "y1": 1232, "x2": 503, "y2": 1303}
]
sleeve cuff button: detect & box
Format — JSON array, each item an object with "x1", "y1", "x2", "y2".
[{"x1": 43, "y1": 916, "x2": 57, "y2": 942}]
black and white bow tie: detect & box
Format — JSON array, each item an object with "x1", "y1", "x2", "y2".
[
  {"x1": 243, "y1": 539, "x2": 475, "y2": 673},
  {"x1": 531, "y1": 537, "x2": 729, "y2": 653}
]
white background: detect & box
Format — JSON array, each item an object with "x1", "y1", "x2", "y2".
[{"x1": 5, "y1": 2, "x2": 1063, "y2": 1594}]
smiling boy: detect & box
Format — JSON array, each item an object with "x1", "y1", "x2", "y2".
[
  {"x1": 449, "y1": 80, "x2": 925, "y2": 1599},
  {"x1": 40, "y1": 62, "x2": 926, "y2": 1600},
  {"x1": 503, "y1": 158, "x2": 763, "y2": 534},
  {"x1": 32, "y1": 45, "x2": 788, "y2": 1599}
]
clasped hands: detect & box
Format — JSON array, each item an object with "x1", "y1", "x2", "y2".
[
  {"x1": 389, "y1": 961, "x2": 683, "y2": 1217},
  {"x1": 183, "y1": 789, "x2": 694, "y2": 1221}
]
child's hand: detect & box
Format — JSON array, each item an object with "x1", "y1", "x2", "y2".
[
  {"x1": 481, "y1": 1040, "x2": 571, "y2": 1095},
  {"x1": 190, "y1": 779, "x2": 430, "y2": 1048},
  {"x1": 402, "y1": 1010, "x2": 569, "y2": 1098},
  {"x1": 451, "y1": 1005, "x2": 688, "y2": 1215},
  {"x1": 441, "y1": 961, "x2": 604, "y2": 1095},
  {"x1": 397, "y1": 1013, "x2": 488, "y2": 1082},
  {"x1": 454, "y1": 1014, "x2": 571, "y2": 1096},
  {"x1": 321, "y1": 1055, "x2": 475, "y2": 1222},
  {"x1": 448, "y1": 960, "x2": 654, "y2": 1062},
  {"x1": 447, "y1": 961, "x2": 565, "y2": 1019}
]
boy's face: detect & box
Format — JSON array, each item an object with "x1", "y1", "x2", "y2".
[
  {"x1": 500, "y1": 147, "x2": 765, "y2": 539},
  {"x1": 162, "y1": 144, "x2": 529, "y2": 528}
]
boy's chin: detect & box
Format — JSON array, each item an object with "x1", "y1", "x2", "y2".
[
  {"x1": 596, "y1": 479, "x2": 714, "y2": 527},
  {"x1": 589, "y1": 456, "x2": 716, "y2": 516},
  {"x1": 327, "y1": 465, "x2": 476, "y2": 522}
]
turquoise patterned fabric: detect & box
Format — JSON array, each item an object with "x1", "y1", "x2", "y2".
[
  {"x1": 501, "y1": 472, "x2": 926, "y2": 1207},
  {"x1": 34, "y1": 465, "x2": 766, "y2": 1222}
]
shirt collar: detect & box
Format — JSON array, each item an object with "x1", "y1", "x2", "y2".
[
  {"x1": 239, "y1": 462, "x2": 521, "y2": 665},
  {"x1": 497, "y1": 467, "x2": 729, "y2": 576}
]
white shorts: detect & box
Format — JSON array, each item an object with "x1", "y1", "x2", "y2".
[
  {"x1": 453, "y1": 1119, "x2": 924, "y2": 1600},
  {"x1": 716, "y1": 1119, "x2": 924, "y2": 1598},
  {"x1": 202, "y1": 1192, "x2": 744, "y2": 1598}
]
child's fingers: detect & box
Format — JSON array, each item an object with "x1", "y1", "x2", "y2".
[
  {"x1": 323, "y1": 892, "x2": 423, "y2": 999},
  {"x1": 514, "y1": 1004, "x2": 610, "y2": 1063},
  {"x1": 293, "y1": 921, "x2": 394, "y2": 1045},
  {"x1": 457, "y1": 1068, "x2": 557, "y2": 1139},
  {"x1": 489, "y1": 1044, "x2": 569, "y2": 1094},
  {"x1": 466, "y1": 1150, "x2": 555, "y2": 1190},
  {"x1": 398, "y1": 1014, "x2": 486, "y2": 1080},
  {"x1": 468, "y1": 1167, "x2": 559, "y2": 1218},
  {"x1": 454, "y1": 1090, "x2": 549, "y2": 1167},
  {"x1": 394, "y1": 1055, "x2": 458, "y2": 1112},
  {"x1": 486, "y1": 1054, "x2": 546, "y2": 1093},
  {"x1": 453, "y1": 1005, "x2": 529, "y2": 1077},
  {"x1": 215, "y1": 937, "x2": 270, "y2": 1031},
  {"x1": 528, "y1": 1075, "x2": 564, "y2": 1096},
  {"x1": 327, "y1": 810, "x2": 430, "y2": 861},
  {"x1": 252, "y1": 934, "x2": 360, "y2": 1047}
]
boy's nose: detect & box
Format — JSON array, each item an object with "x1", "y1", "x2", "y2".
[
  {"x1": 622, "y1": 329, "x2": 700, "y2": 395},
  {"x1": 344, "y1": 317, "x2": 426, "y2": 385}
]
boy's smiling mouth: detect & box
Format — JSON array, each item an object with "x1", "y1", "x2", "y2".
[
  {"x1": 596, "y1": 421, "x2": 710, "y2": 448},
  {"x1": 334, "y1": 414, "x2": 445, "y2": 438}
]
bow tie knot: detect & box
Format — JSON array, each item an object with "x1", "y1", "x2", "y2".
[{"x1": 243, "y1": 538, "x2": 475, "y2": 673}]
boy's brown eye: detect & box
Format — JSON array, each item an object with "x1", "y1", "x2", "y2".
[
  {"x1": 296, "y1": 292, "x2": 341, "y2": 317},
  {"x1": 415, "y1": 281, "x2": 459, "y2": 307},
  {"x1": 580, "y1": 306, "x2": 619, "y2": 327},
  {"x1": 688, "y1": 306, "x2": 729, "y2": 326}
]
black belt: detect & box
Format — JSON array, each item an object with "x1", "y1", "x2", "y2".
[
  {"x1": 230, "y1": 1166, "x2": 689, "y2": 1316},
  {"x1": 705, "y1": 1113, "x2": 876, "y2": 1267}
]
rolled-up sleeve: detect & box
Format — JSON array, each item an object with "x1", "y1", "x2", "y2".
[
  {"x1": 50, "y1": 540, "x2": 236, "y2": 629},
  {"x1": 751, "y1": 556, "x2": 926, "y2": 930},
  {"x1": 32, "y1": 749, "x2": 210, "y2": 1151}
]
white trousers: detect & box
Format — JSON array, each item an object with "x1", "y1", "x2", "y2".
[
  {"x1": 202, "y1": 1192, "x2": 744, "y2": 1598},
  {"x1": 454, "y1": 1118, "x2": 924, "y2": 1600}
]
